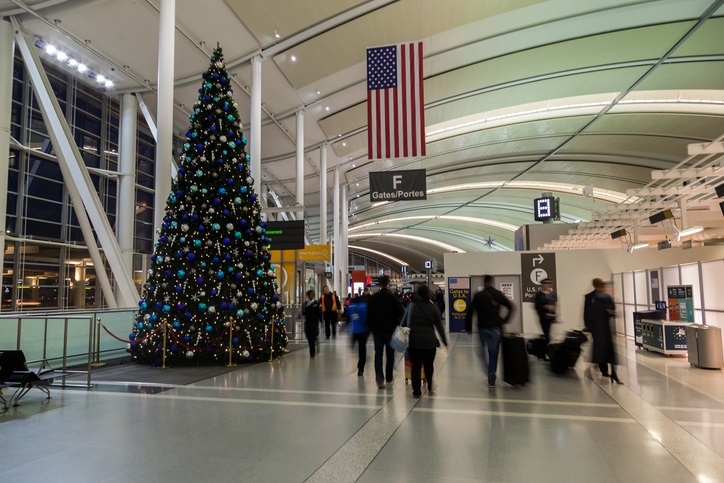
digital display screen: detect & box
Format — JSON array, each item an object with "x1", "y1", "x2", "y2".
[{"x1": 534, "y1": 197, "x2": 555, "y2": 221}]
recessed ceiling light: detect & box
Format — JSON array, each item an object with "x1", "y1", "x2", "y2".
[
  {"x1": 45, "y1": 44, "x2": 57, "y2": 56},
  {"x1": 56, "y1": 51, "x2": 68, "y2": 62},
  {"x1": 67, "y1": 58, "x2": 78, "y2": 67},
  {"x1": 342, "y1": 142, "x2": 346, "y2": 147},
  {"x1": 352, "y1": 164, "x2": 355, "y2": 168},
  {"x1": 77, "y1": 63, "x2": 88, "y2": 73},
  {"x1": 290, "y1": 55, "x2": 297, "y2": 62},
  {"x1": 96, "y1": 74, "x2": 106, "y2": 84},
  {"x1": 274, "y1": 30, "x2": 281, "y2": 39},
  {"x1": 316, "y1": 90, "x2": 321, "y2": 95},
  {"x1": 325, "y1": 106, "x2": 330, "y2": 111}
]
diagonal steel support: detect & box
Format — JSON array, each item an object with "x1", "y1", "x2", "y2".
[{"x1": 13, "y1": 17, "x2": 138, "y2": 308}]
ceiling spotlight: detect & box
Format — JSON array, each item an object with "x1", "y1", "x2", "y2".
[
  {"x1": 674, "y1": 225, "x2": 703, "y2": 241},
  {"x1": 56, "y1": 51, "x2": 68, "y2": 62},
  {"x1": 67, "y1": 58, "x2": 78, "y2": 67},
  {"x1": 290, "y1": 55, "x2": 297, "y2": 62},
  {"x1": 342, "y1": 142, "x2": 346, "y2": 147},
  {"x1": 77, "y1": 63, "x2": 88, "y2": 73},
  {"x1": 316, "y1": 90, "x2": 321, "y2": 95},
  {"x1": 104, "y1": 80, "x2": 114, "y2": 88},
  {"x1": 274, "y1": 30, "x2": 281, "y2": 39},
  {"x1": 45, "y1": 44, "x2": 57, "y2": 56},
  {"x1": 627, "y1": 242, "x2": 649, "y2": 253},
  {"x1": 95, "y1": 74, "x2": 106, "y2": 84}
]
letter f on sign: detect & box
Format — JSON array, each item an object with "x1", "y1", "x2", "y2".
[{"x1": 393, "y1": 175, "x2": 402, "y2": 189}]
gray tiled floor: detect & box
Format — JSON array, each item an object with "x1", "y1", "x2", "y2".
[{"x1": 2, "y1": 332, "x2": 724, "y2": 483}]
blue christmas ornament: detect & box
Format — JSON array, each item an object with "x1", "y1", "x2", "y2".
[
  {"x1": 248, "y1": 288, "x2": 255, "y2": 295},
  {"x1": 205, "y1": 325, "x2": 213, "y2": 332},
  {"x1": 216, "y1": 271, "x2": 225, "y2": 279},
  {"x1": 212, "y1": 257, "x2": 220, "y2": 263},
  {"x1": 235, "y1": 273, "x2": 242, "y2": 281},
  {"x1": 177, "y1": 303, "x2": 186, "y2": 311},
  {"x1": 197, "y1": 277, "x2": 204, "y2": 284},
  {"x1": 190, "y1": 185, "x2": 198, "y2": 192},
  {"x1": 234, "y1": 197, "x2": 242, "y2": 204},
  {"x1": 220, "y1": 302, "x2": 229, "y2": 310},
  {"x1": 227, "y1": 114, "x2": 234, "y2": 121},
  {"x1": 162, "y1": 305, "x2": 170, "y2": 313},
  {"x1": 212, "y1": 223, "x2": 221, "y2": 230},
  {"x1": 160, "y1": 236, "x2": 167, "y2": 243},
  {"x1": 200, "y1": 262, "x2": 207, "y2": 268},
  {"x1": 246, "y1": 154, "x2": 251, "y2": 161},
  {"x1": 191, "y1": 214, "x2": 200, "y2": 222},
  {"x1": 256, "y1": 269, "x2": 263, "y2": 276},
  {"x1": 240, "y1": 186, "x2": 248, "y2": 194},
  {"x1": 198, "y1": 225, "x2": 205, "y2": 231},
  {"x1": 218, "y1": 188, "x2": 227, "y2": 195},
  {"x1": 250, "y1": 195, "x2": 257, "y2": 202},
  {"x1": 210, "y1": 125, "x2": 216, "y2": 131},
  {"x1": 187, "y1": 253, "x2": 196, "y2": 261},
  {"x1": 222, "y1": 209, "x2": 229, "y2": 215},
  {"x1": 178, "y1": 270, "x2": 186, "y2": 277},
  {"x1": 178, "y1": 167, "x2": 185, "y2": 175},
  {"x1": 235, "y1": 232, "x2": 242, "y2": 239},
  {"x1": 242, "y1": 137, "x2": 247, "y2": 144},
  {"x1": 224, "y1": 254, "x2": 231, "y2": 260},
  {"x1": 228, "y1": 142, "x2": 236, "y2": 148},
  {"x1": 196, "y1": 169, "x2": 203, "y2": 177},
  {"x1": 239, "y1": 219, "x2": 247, "y2": 227},
  {"x1": 232, "y1": 337, "x2": 239, "y2": 344},
  {"x1": 199, "y1": 303, "x2": 208, "y2": 311},
  {"x1": 184, "y1": 335, "x2": 191, "y2": 341},
  {"x1": 194, "y1": 240, "x2": 202, "y2": 247},
  {"x1": 129, "y1": 333, "x2": 136, "y2": 340},
  {"x1": 140, "y1": 301, "x2": 147, "y2": 309},
  {"x1": 259, "y1": 296, "x2": 266, "y2": 303},
  {"x1": 173, "y1": 321, "x2": 181, "y2": 328},
  {"x1": 179, "y1": 236, "x2": 186, "y2": 243},
  {"x1": 195, "y1": 143, "x2": 203, "y2": 150},
  {"x1": 237, "y1": 309, "x2": 244, "y2": 316},
  {"x1": 211, "y1": 289, "x2": 217, "y2": 296},
  {"x1": 223, "y1": 238, "x2": 231, "y2": 245},
  {"x1": 137, "y1": 322, "x2": 144, "y2": 329}
]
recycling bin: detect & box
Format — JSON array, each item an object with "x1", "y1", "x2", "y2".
[{"x1": 686, "y1": 324, "x2": 723, "y2": 369}]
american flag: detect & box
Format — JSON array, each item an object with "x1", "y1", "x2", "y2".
[{"x1": 367, "y1": 42, "x2": 426, "y2": 160}]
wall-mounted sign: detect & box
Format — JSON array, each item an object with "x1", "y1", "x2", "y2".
[
  {"x1": 369, "y1": 170, "x2": 427, "y2": 202},
  {"x1": 521, "y1": 253, "x2": 557, "y2": 303},
  {"x1": 297, "y1": 244, "x2": 331, "y2": 261},
  {"x1": 266, "y1": 220, "x2": 305, "y2": 250}
]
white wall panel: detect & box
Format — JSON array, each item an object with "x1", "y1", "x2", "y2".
[{"x1": 701, "y1": 260, "x2": 724, "y2": 311}]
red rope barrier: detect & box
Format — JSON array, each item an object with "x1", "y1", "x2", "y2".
[{"x1": 101, "y1": 323, "x2": 163, "y2": 344}]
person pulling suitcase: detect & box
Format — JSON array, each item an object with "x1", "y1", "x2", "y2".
[{"x1": 465, "y1": 275, "x2": 514, "y2": 389}]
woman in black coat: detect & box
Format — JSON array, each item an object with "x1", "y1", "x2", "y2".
[
  {"x1": 402, "y1": 285, "x2": 448, "y2": 398},
  {"x1": 584, "y1": 279, "x2": 623, "y2": 384}
]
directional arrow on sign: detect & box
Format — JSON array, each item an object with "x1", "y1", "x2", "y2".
[{"x1": 533, "y1": 254, "x2": 544, "y2": 266}]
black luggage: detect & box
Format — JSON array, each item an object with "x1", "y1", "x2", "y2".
[
  {"x1": 547, "y1": 330, "x2": 588, "y2": 374},
  {"x1": 501, "y1": 334, "x2": 529, "y2": 386},
  {"x1": 526, "y1": 337, "x2": 547, "y2": 359}
]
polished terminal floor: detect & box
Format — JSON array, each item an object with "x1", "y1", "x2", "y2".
[{"x1": 2, "y1": 329, "x2": 724, "y2": 483}]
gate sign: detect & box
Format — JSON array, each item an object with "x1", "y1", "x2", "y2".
[
  {"x1": 369, "y1": 170, "x2": 427, "y2": 202},
  {"x1": 447, "y1": 277, "x2": 471, "y2": 332},
  {"x1": 521, "y1": 253, "x2": 557, "y2": 303}
]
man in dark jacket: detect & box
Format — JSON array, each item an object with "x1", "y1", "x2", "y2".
[
  {"x1": 465, "y1": 275, "x2": 513, "y2": 388},
  {"x1": 534, "y1": 278, "x2": 557, "y2": 345},
  {"x1": 367, "y1": 275, "x2": 405, "y2": 388}
]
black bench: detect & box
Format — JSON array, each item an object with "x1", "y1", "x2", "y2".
[{"x1": 0, "y1": 350, "x2": 68, "y2": 410}]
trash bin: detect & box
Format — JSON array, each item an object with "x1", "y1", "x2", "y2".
[{"x1": 686, "y1": 324, "x2": 724, "y2": 369}]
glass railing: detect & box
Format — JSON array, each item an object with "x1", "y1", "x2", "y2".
[{"x1": 0, "y1": 307, "x2": 137, "y2": 387}]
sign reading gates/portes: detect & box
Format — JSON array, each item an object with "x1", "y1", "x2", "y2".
[
  {"x1": 521, "y1": 253, "x2": 557, "y2": 303},
  {"x1": 369, "y1": 170, "x2": 427, "y2": 202},
  {"x1": 265, "y1": 220, "x2": 305, "y2": 250}
]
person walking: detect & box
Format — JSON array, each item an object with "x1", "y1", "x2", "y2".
[
  {"x1": 367, "y1": 275, "x2": 405, "y2": 389},
  {"x1": 465, "y1": 275, "x2": 513, "y2": 388},
  {"x1": 320, "y1": 285, "x2": 340, "y2": 339},
  {"x1": 534, "y1": 278, "x2": 557, "y2": 345},
  {"x1": 584, "y1": 279, "x2": 623, "y2": 384},
  {"x1": 347, "y1": 293, "x2": 370, "y2": 375},
  {"x1": 402, "y1": 285, "x2": 448, "y2": 398},
  {"x1": 301, "y1": 289, "x2": 322, "y2": 357}
]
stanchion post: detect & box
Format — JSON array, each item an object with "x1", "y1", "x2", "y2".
[
  {"x1": 158, "y1": 321, "x2": 169, "y2": 370},
  {"x1": 227, "y1": 317, "x2": 237, "y2": 367},
  {"x1": 269, "y1": 318, "x2": 275, "y2": 362},
  {"x1": 91, "y1": 317, "x2": 106, "y2": 367}
]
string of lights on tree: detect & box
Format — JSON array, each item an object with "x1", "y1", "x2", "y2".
[{"x1": 130, "y1": 45, "x2": 287, "y2": 365}]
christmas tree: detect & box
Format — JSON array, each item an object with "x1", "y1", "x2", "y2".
[{"x1": 130, "y1": 45, "x2": 287, "y2": 365}]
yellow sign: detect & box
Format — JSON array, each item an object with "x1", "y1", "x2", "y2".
[
  {"x1": 297, "y1": 244, "x2": 331, "y2": 261},
  {"x1": 453, "y1": 299, "x2": 467, "y2": 312}
]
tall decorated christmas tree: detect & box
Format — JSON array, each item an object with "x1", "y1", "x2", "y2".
[{"x1": 130, "y1": 46, "x2": 287, "y2": 365}]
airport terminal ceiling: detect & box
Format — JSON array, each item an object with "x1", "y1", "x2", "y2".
[{"x1": 3, "y1": 0, "x2": 724, "y2": 272}]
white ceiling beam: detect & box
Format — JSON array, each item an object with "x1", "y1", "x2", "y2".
[
  {"x1": 651, "y1": 165, "x2": 724, "y2": 180},
  {"x1": 687, "y1": 141, "x2": 724, "y2": 155}
]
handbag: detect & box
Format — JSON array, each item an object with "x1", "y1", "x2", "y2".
[{"x1": 390, "y1": 326, "x2": 410, "y2": 353}]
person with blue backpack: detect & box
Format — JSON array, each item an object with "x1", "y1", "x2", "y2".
[{"x1": 348, "y1": 291, "x2": 370, "y2": 376}]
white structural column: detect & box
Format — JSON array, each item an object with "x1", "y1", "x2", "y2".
[
  {"x1": 333, "y1": 168, "x2": 340, "y2": 294},
  {"x1": 250, "y1": 56, "x2": 262, "y2": 201},
  {"x1": 341, "y1": 183, "x2": 348, "y2": 296},
  {"x1": 295, "y1": 109, "x2": 304, "y2": 220},
  {"x1": 136, "y1": 93, "x2": 177, "y2": 177},
  {"x1": 117, "y1": 94, "x2": 138, "y2": 280},
  {"x1": 154, "y1": 0, "x2": 175, "y2": 234},
  {"x1": 12, "y1": 19, "x2": 138, "y2": 307},
  {"x1": 0, "y1": 20, "x2": 14, "y2": 297},
  {"x1": 319, "y1": 144, "x2": 327, "y2": 245}
]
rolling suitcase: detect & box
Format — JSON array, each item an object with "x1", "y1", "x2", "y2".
[
  {"x1": 501, "y1": 334, "x2": 529, "y2": 386},
  {"x1": 547, "y1": 330, "x2": 588, "y2": 374},
  {"x1": 526, "y1": 337, "x2": 547, "y2": 360},
  {"x1": 404, "y1": 351, "x2": 426, "y2": 384}
]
